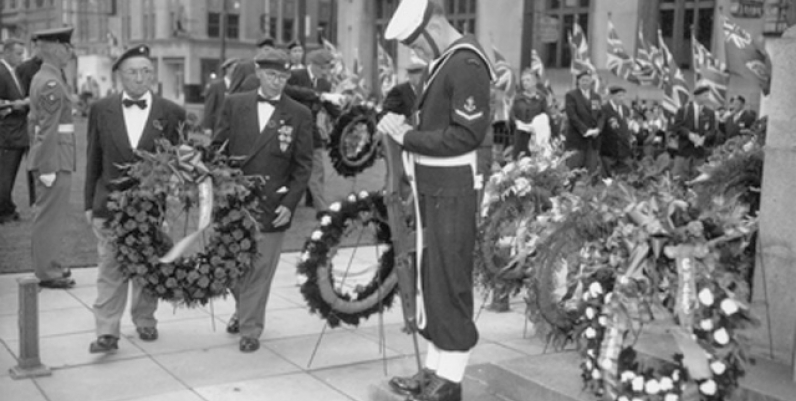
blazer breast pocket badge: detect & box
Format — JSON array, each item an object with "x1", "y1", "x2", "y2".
[{"x1": 277, "y1": 124, "x2": 293, "y2": 152}]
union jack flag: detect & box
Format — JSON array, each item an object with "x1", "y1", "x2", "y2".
[
  {"x1": 492, "y1": 45, "x2": 515, "y2": 122},
  {"x1": 321, "y1": 37, "x2": 350, "y2": 91},
  {"x1": 692, "y1": 35, "x2": 729, "y2": 107},
  {"x1": 531, "y1": 49, "x2": 554, "y2": 98},
  {"x1": 632, "y1": 23, "x2": 662, "y2": 87},
  {"x1": 376, "y1": 41, "x2": 397, "y2": 99},
  {"x1": 568, "y1": 22, "x2": 597, "y2": 78},
  {"x1": 606, "y1": 20, "x2": 640, "y2": 85},
  {"x1": 658, "y1": 30, "x2": 690, "y2": 115},
  {"x1": 722, "y1": 16, "x2": 771, "y2": 95}
]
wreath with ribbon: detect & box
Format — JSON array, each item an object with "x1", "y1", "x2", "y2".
[
  {"x1": 328, "y1": 105, "x2": 380, "y2": 177},
  {"x1": 297, "y1": 191, "x2": 398, "y2": 328},
  {"x1": 108, "y1": 139, "x2": 262, "y2": 307}
]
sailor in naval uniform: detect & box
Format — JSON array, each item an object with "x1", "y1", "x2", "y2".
[{"x1": 377, "y1": 0, "x2": 495, "y2": 399}]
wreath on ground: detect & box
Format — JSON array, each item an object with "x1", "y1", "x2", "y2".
[
  {"x1": 297, "y1": 191, "x2": 398, "y2": 328},
  {"x1": 328, "y1": 105, "x2": 380, "y2": 177},
  {"x1": 108, "y1": 138, "x2": 263, "y2": 307}
]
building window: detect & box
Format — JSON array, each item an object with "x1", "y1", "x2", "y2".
[
  {"x1": 375, "y1": 0, "x2": 399, "y2": 59},
  {"x1": 208, "y1": 12, "x2": 221, "y2": 37},
  {"x1": 445, "y1": 0, "x2": 477, "y2": 34},
  {"x1": 659, "y1": 0, "x2": 715, "y2": 68},
  {"x1": 763, "y1": 0, "x2": 793, "y2": 36},
  {"x1": 227, "y1": 14, "x2": 239, "y2": 39},
  {"x1": 542, "y1": 0, "x2": 589, "y2": 68}
]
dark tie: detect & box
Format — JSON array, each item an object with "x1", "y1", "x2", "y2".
[
  {"x1": 123, "y1": 98, "x2": 147, "y2": 109},
  {"x1": 257, "y1": 95, "x2": 279, "y2": 106}
]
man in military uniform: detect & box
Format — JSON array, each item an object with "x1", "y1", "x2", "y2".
[
  {"x1": 27, "y1": 26, "x2": 76, "y2": 289},
  {"x1": 378, "y1": 0, "x2": 495, "y2": 399}
]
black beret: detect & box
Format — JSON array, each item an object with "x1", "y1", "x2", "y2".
[
  {"x1": 735, "y1": 95, "x2": 746, "y2": 104},
  {"x1": 287, "y1": 41, "x2": 303, "y2": 50},
  {"x1": 609, "y1": 86, "x2": 626, "y2": 95},
  {"x1": 307, "y1": 49, "x2": 334, "y2": 66},
  {"x1": 257, "y1": 36, "x2": 275, "y2": 48},
  {"x1": 694, "y1": 86, "x2": 710, "y2": 96},
  {"x1": 576, "y1": 70, "x2": 592, "y2": 81},
  {"x1": 254, "y1": 48, "x2": 290, "y2": 72},
  {"x1": 32, "y1": 26, "x2": 73, "y2": 44},
  {"x1": 113, "y1": 45, "x2": 151, "y2": 71}
]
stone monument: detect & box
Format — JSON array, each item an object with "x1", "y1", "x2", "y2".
[{"x1": 755, "y1": 25, "x2": 796, "y2": 382}]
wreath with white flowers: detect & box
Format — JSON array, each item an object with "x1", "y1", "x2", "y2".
[
  {"x1": 328, "y1": 105, "x2": 380, "y2": 178},
  {"x1": 108, "y1": 139, "x2": 262, "y2": 307},
  {"x1": 297, "y1": 191, "x2": 398, "y2": 327}
]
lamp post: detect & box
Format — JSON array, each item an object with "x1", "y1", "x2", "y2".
[{"x1": 219, "y1": 0, "x2": 228, "y2": 75}]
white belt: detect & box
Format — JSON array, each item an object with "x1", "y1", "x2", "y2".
[
  {"x1": 415, "y1": 151, "x2": 476, "y2": 167},
  {"x1": 58, "y1": 124, "x2": 74, "y2": 134}
]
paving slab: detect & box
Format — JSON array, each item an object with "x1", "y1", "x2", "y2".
[
  {"x1": 152, "y1": 345, "x2": 301, "y2": 388},
  {"x1": 195, "y1": 372, "x2": 352, "y2": 401},
  {"x1": 122, "y1": 390, "x2": 207, "y2": 401},
  {"x1": 312, "y1": 355, "x2": 418, "y2": 401},
  {"x1": 128, "y1": 317, "x2": 237, "y2": 356},
  {"x1": 353, "y1": 323, "x2": 429, "y2": 356},
  {"x1": 0, "y1": 306, "x2": 95, "y2": 342},
  {"x1": 34, "y1": 357, "x2": 187, "y2": 401},
  {"x1": 0, "y1": 285, "x2": 85, "y2": 316},
  {"x1": 265, "y1": 329, "x2": 398, "y2": 371},
  {"x1": 5, "y1": 331, "x2": 145, "y2": 370},
  {"x1": 0, "y1": 376, "x2": 47, "y2": 401},
  {"x1": 0, "y1": 343, "x2": 19, "y2": 377}
]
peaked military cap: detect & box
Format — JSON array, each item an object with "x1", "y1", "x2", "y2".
[
  {"x1": 32, "y1": 26, "x2": 73, "y2": 44},
  {"x1": 609, "y1": 86, "x2": 626, "y2": 95},
  {"x1": 221, "y1": 58, "x2": 239, "y2": 71},
  {"x1": 385, "y1": 0, "x2": 432, "y2": 45},
  {"x1": 112, "y1": 45, "x2": 151, "y2": 71},
  {"x1": 306, "y1": 49, "x2": 334, "y2": 66},
  {"x1": 254, "y1": 48, "x2": 290, "y2": 72}
]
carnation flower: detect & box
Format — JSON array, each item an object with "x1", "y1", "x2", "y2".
[
  {"x1": 672, "y1": 370, "x2": 680, "y2": 382},
  {"x1": 698, "y1": 288, "x2": 714, "y2": 306},
  {"x1": 664, "y1": 393, "x2": 679, "y2": 401},
  {"x1": 598, "y1": 316, "x2": 609, "y2": 326},
  {"x1": 589, "y1": 282, "x2": 604, "y2": 296},
  {"x1": 311, "y1": 230, "x2": 323, "y2": 241},
  {"x1": 699, "y1": 380, "x2": 717, "y2": 395},
  {"x1": 584, "y1": 327, "x2": 597, "y2": 339},
  {"x1": 645, "y1": 379, "x2": 660, "y2": 395},
  {"x1": 659, "y1": 377, "x2": 673, "y2": 391},
  {"x1": 720, "y1": 298, "x2": 739, "y2": 315},
  {"x1": 604, "y1": 293, "x2": 613, "y2": 304},
  {"x1": 710, "y1": 361, "x2": 727, "y2": 375},
  {"x1": 618, "y1": 396, "x2": 630, "y2": 401},
  {"x1": 514, "y1": 177, "x2": 531, "y2": 195},
  {"x1": 585, "y1": 359, "x2": 593, "y2": 370},
  {"x1": 358, "y1": 190, "x2": 369, "y2": 199},
  {"x1": 620, "y1": 370, "x2": 635, "y2": 382},
  {"x1": 713, "y1": 327, "x2": 730, "y2": 345},
  {"x1": 591, "y1": 369, "x2": 601, "y2": 379},
  {"x1": 699, "y1": 319, "x2": 714, "y2": 331},
  {"x1": 329, "y1": 202, "x2": 341, "y2": 212},
  {"x1": 585, "y1": 307, "x2": 596, "y2": 320},
  {"x1": 320, "y1": 215, "x2": 332, "y2": 226},
  {"x1": 632, "y1": 376, "x2": 644, "y2": 392},
  {"x1": 347, "y1": 194, "x2": 357, "y2": 202},
  {"x1": 299, "y1": 252, "x2": 310, "y2": 262},
  {"x1": 586, "y1": 349, "x2": 595, "y2": 358}
]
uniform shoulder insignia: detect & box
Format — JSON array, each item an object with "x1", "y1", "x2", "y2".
[
  {"x1": 46, "y1": 80, "x2": 58, "y2": 87},
  {"x1": 454, "y1": 96, "x2": 484, "y2": 122},
  {"x1": 39, "y1": 81, "x2": 62, "y2": 113}
]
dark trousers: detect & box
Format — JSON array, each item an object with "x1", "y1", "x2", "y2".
[
  {"x1": 512, "y1": 129, "x2": 530, "y2": 160},
  {"x1": 0, "y1": 147, "x2": 26, "y2": 217},
  {"x1": 566, "y1": 147, "x2": 602, "y2": 176}
]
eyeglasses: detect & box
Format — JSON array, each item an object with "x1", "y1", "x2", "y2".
[
  {"x1": 120, "y1": 68, "x2": 154, "y2": 78},
  {"x1": 262, "y1": 70, "x2": 290, "y2": 81}
]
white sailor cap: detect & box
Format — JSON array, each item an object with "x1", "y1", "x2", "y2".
[{"x1": 385, "y1": 0, "x2": 433, "y2": 45}]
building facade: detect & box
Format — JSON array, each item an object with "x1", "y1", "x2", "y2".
[{"x1": 337, "y1": 0, "x2": 794, "y2": 109}]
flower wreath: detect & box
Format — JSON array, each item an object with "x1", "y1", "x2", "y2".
[
  {"x1": 328, "y1": 105, "x2": 380, "y2": 178},
  {"x1": 108, "y1": 139, "x2": 262, "y2": 307},
  {"x1": 297, "y1": 191, "x2": 398, "y2": 328}
]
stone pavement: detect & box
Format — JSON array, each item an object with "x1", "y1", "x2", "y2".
[{"x1": 0, "y1": 246, "x2": 545, "y2": 401}]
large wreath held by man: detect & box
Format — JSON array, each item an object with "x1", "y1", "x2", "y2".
[{"x1": 107, "y1": 137, "x2": 263, "y2": 307}]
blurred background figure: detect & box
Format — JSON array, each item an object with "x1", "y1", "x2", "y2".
[
  {"x1": 203, "y1": 57, "x2": 238, "y2": 135},
  {"x1": 288, "y1": 41, "x2": 305, "y2": 70}
]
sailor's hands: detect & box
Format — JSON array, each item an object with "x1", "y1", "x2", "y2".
[{"x1": 377, "y1": 113, "x2": 412, "y2": 145}]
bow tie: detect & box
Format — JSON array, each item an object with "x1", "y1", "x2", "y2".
[
  {"x1": 123, "y1": 98, "x2": 147, "y2": 109},
  {"x1": 257, "y1": 95, "x2": 279, "y2": 106}
]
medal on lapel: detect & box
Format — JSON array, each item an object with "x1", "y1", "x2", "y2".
[{"x1": 277, "y1": 120, "x2": 293, "y2": 152}]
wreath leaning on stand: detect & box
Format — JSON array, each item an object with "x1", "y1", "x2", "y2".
[
  {"x1": 108, "y1": 139, "x2": 263, "y2": 307},
  {"x1": 327, "y1": 105, "x2": 380, "y2": 178},
  {"x1": 297, "y1": 191, "x2": 398, "y2": 328}
]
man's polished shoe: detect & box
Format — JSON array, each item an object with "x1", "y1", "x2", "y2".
[
  {"x1": 89, "y1": 335, "x2": 119, "y2": 354},
  {"x1": 226, "y1": 314, "x2": 240, "y2": 334},
  {"x1": 136, "y1": 327, "x2": 158, "y2": 341},
  {"x1": 407, "y1": 373, "x2": 462, "y2": 401},
  {"x1": 38, "y1": 277, "x2": 75, "y2": 289},
  {"x1": 389, "y1": 368, "x2": 434, "y2": 396},
  {"x1": 239, "y1": 337, "x2": 260, "y2": 353}
]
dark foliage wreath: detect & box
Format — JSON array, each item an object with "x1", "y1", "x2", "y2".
[
  {"x1": 328, "y1": 105, "x2": 380, "y2": 177},
  {"x1": 108, "y1": 139, "x2": 262, "y2": 307},
  {"x1": 297, "y1": 191, "x2": 398, "y2": 327}
]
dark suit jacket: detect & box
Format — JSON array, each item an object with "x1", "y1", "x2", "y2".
[
  {"x1": 84, "y1": 93, "x2": 187, "y2": 219},
  {"x1": 202, "y1": 79, "x2": 227, "y2": 130},
  {"x1": 0, "y1": 61, "x2": 28, "y2": 149},
  {"x1": 722, "y1": 109, "x2": 756, "y2": 143},
  {"x1": 564, "y1": 88, "x2": 605, "y2": 151},
  {"x1": 599, "y1": 102, "x2": 632, "y2": 160},
  {"x1": 285, "y1": 69, "x2": 340, "y2": 149},
  {"x1": 211, "y1": 91, "x2": 313, "y2": 232},
  {"x1": 382, "y1": 81, "x2": 417, "y2": 119},
  {"x1": 671, "y1": 102, "x2": 717, "y2": 158},
  {"x1": 16, "y1": 57, "x2": 42, "y2": 97}
]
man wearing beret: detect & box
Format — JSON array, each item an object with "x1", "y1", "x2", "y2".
[
  {"x1": 285, "y1": 48, "x2": 345, "y2": 214},
  {"x1": 564, "y1": 70, "x2": 605, "y2": 176},
  {"x1": 27, "y1": 27, "x2": 77, "y2": 289},
  {"x1": 377, "y1": 0, "x2": 496, "y2": 399},
  {"x1": 599, "y1": 86, "x2": 633, "y2": 177},
  {"x1": 382, "y1": 62, "x2": 425, "y2": 120},
  {"x1": 211, "y1": 48, "x2": 313, "y2": 353},
  {"x1": 84, "y1": 45, "x2": 187, "y2": 353},
  {"x1": 670, "y1": 86, "x2": 717, "y2": 180}
]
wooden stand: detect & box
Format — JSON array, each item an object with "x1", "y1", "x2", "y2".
[{"x1": 9, "y1": 277, "x2": 51, "y2": 379}]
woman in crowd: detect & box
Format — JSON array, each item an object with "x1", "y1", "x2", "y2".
[{"x1": 509, "y1": 68, "x2": 550, "y2": 160}]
